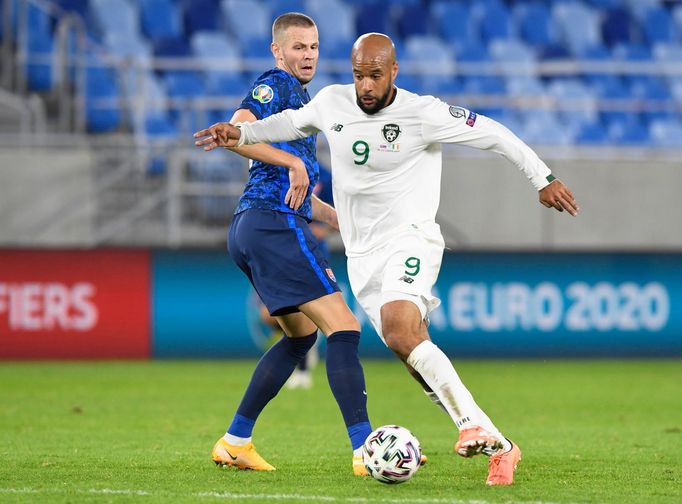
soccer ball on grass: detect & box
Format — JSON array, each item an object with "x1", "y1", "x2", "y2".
[{"x1": 362, "y1": 425, "x2": 422, "y2": 484}]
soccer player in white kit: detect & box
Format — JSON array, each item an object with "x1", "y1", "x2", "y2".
[{"x1": 195, "y1": 33, "x2": 580, "y2": 486}]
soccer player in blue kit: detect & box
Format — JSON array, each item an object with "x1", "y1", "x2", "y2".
[{"x1": 209, "y1": 13, "x2": 373, "y2": 475}]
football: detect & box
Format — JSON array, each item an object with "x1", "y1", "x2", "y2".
[{"x1": 362, "y1": 425, "x2": 422, "y2": 484}]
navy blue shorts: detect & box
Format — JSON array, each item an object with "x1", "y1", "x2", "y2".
[{"x1": 228, "y1": 208, "x2": 340, "y2": 316}]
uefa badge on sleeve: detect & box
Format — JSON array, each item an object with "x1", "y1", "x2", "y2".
[
  {"x1": 252, "y1": 84, "x2": 274, "y2": 104},
  {"x1": 326, "y1": 268, "x2": 336, "y2": 282}
]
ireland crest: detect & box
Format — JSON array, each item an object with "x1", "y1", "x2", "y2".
[{"x1": 382, "y1": 123, "x2": 401, "y2": 143}]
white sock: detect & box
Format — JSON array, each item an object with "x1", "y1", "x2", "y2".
[
  {"x1": 353, "y1": 447, "x2": 363, "y2": 458},
  {"x1": 407, "y1": 340, "x2": 503, "y2": 442},
  {"x1": 224, "y1": 433, "x2": 250, "y2": 446}
]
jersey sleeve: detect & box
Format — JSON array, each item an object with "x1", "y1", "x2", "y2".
[
  {"x1": 239, "y1": 75, "x2": 286, "y2": 120},
  {"x1": 237, "y1": 86, "x2": 328, "y2": 146},
  {"x1": 420, "y1": 97, "x2": 553, "y2": 191}
]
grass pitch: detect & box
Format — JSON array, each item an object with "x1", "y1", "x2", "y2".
[{"x1": 0, "y1": 359, "x2": 680, "y2": 503}]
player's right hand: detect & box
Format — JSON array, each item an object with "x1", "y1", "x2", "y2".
[
  {"x1": 193, "y1": 123, "x2": 241, "y2": 151},
  {"x1": 284, "y1": 160, "x2": 309, "y2": 210}
]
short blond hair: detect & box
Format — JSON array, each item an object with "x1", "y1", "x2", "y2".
[{"x1": 272, "y1": 12, "x2": 316, "y2": 43}]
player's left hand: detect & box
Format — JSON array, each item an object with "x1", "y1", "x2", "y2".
[
  {"x1": 285, "y1": 160, "x2": 309, "y2": 210},
  {"x1": 193, "y1": 123, "x2": 241, "y2": 151},
  {"x1": 539, "y1": 179, "x2": 579, "y2": 216}
]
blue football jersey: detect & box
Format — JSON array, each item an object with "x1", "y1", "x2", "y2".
[{"x1": 234, "y1": 68, "x2": 319, "y2": 220}]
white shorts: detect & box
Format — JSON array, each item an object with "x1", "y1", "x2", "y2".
[{"x1": 347, "y1": 224, "x2": 445, "y2": 342}]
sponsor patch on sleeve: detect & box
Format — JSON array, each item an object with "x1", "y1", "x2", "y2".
[{"x1": 466, "y1": 110, "x2": 477, "y2": 127}]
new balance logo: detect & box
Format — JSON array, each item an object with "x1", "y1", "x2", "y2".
[
  {"x1": 399, "y1": 275, "x2": 414, "y2": 284},
  {"x1": 330, "y1": 123, "x2": 344, "y2": 132}
]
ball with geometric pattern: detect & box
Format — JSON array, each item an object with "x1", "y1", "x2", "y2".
[{"x1": 362, "y1": 425, "x2": 422, "y2": 484}]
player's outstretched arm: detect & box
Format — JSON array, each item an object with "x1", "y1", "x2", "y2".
[
  {"x1": 539, "y1": 178, "x2": 580, "y2": 216},
  {"x1": 194, "y1": 122, "x2": 241, "y2": 150}
]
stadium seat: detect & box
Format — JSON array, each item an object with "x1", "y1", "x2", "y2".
[
  {"x1": 83, "y1": 53, "x2": 123, "y2": 132},
  {"x1": 53, "y1": 0, "x2": 90, "y2": 16},
  {"x1": 183, "y1": 0, "x2": 223, "y2": 34},
  {"x1": 547, "y1": 78, "x2": 598, "y2": 130},
  {"x1": 575, "y1": 121, "x2": 608, "y2": 145},
  {"x1": 163, "y1": 71, "x2": 206, "y2": 99},
  {"x1": 514, "y1": 3, "x2": 556, "y2": 49},
  {"x1": 191, "y1": 30, "x2": 241, "y2": 70},
  {"x1": 477, "y1": 3, "x2": 513, "y2": 42},
  {"x1": 518, "y1": 110, "x2": 573, "y2": 146},
  {"x1": 90, "y1": 0, "x2": 140, "y2": 38},
  {"x1": 153, "y1": 37, "x2": 192, "y2": 58},
  {"x1": 641, "y1": 6, "x2": 677, "y2": 45},
  {"x1": 506, "y1": 76, "x2": 544, "y2": 98},
  {"x1": 404, "y1": 36, "x2": 454, "y2": 94},
  {"x1": 222, "y1": 0, "x2": 271, "y2": 45},
  {"x1": 607, "y1": 115, "x2": 650, "y2": 145},
  {"x1": 649, "y1": 119, "x2": 682, "y2": 148},
  {"x1": 26, "y1": 29, "x2": 55, "y2": 91},
  {"x1": 630, "y1": 78, "x2": 674, "y2": 122},
  {"x1": 601, "y1": 7, "x2": 637, "y2": 47},
  {"x1": 305, "y1": 0, "x2": 354, "y2": 48},
  {"x1": 139, "y1": 0, "x2": 183, "y2": 42},
  {"x1": 431, "y1": 1, "x2": 476, "y2": 50},
  {"x1": 395, "y1": 2, "x2": 430, "y2": 39},
  {"x1": 552, "y1": 2, "x2": 601, "y2": 55},
  {"x1": 355, "y1": 2, "x2": 394, "y2": 38},
  {"x1": 488, "y1": 39, "x2": 536, "y2": 77},
  {"x1": 591, "y1": 77, "x2": 632, "y2": 126}
]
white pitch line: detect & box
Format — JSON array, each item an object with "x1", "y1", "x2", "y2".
[{"x1": 0, "y1": 487, "x2": 580, "y2": 504}]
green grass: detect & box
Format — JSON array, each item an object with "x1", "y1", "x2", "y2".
[{"x1": 0, "y1": 360, "x2": 680, "y2": 503}]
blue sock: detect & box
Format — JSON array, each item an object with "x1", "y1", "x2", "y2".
[
  {"x1": 326, "y1": 330, "x2": 373, "y2": 450},
  {"x1": 227, "y1": 332, "x2": 317, "y2": 438}
]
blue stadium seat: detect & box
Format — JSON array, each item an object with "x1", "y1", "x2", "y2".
[
  {"x1": 222, "y1": 0, "x2": 271, "y2": 45},
  {"x1": 601, "y1": 7, "x2": 637, "y2": 47},
  {"x1": 591, "y1": 77, "x2": 632, "y2": 126},
  {"x1": 404, "y1": 36, "x2": 454, "y2": 94},
  {"x1": 575, "y1": 121, "x2": 608, "y2": 145},
  {"x1": 305, "y1": 0, "x2": 354, "y2": 48},
  {"x1": 552, "y1": 2, "x2": 601, "y2": 55},
  {"x1": 241, "y1": 35, "x2": 274, "y2": 59},
  {"x1": 54, "y1": 0, "x2": 90, "y2": 16},
  {"x1": 489, "y1": 39, "x2": 536, "y2": 76},
  {"x1": 630, "y1": 78, "x2": 674, "y2": 122},
  {"x1": 478, "y1": 3, "x2": 513, "y2": 42},
  {"x1": 431, "y1": 1, "x2": 476, "y2": 50},
  {"x1": 396, "y1": 2, "x2": 430, "y2": 39},
  {"x1": 163, "y1": 71, "x2": 206, "y2": 99},
  {"x1": 514, "y1": 3, "x2": 556, "y2": 48},
  {"x1": 506, "y1": 76, "x2": 544, "y2": 97},
  {"x1": 547, "y1": 78, "x2": 598, "y2": 130},
  {"x1": 183, "y1": 0, "x2": 223, "y2": 34},
  {"x1": 83, "y1": 53, "x2": 123, "y2": 132},
  {"x1": 90, "y1": 0, "x2": 140, "y2": 38},
  {"x1": 139, "y1": 0, "x2": 183, "y2": 42},
  {"x1": 641, "y1": 6, "x2": 678, "y2": 45},
  {"x1": 26, "y1": 29, "x2": 55, "y2": 91},
  {"x1": 649, "y1": 119, "x2": 682, "y2": 148},
  {"x1": 607, "y1": 115, "x2": 649, "y2": 145},
  {"x1": 355, "y1": 2, "x2": 394, "y2": 38},
  {"x1": 518, "y1": 110, "x2": 574, "y2": 146},
  {"x1": 191, "y1": 31, "x2": 240, "y2": 68},
  {"x1": 153, "y1": 37, "x2": 192, "y2": 57},
  {"x1": 613, "y1": 42, "x2": 655, "y2": 88}
]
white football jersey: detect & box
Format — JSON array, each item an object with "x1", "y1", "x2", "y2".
[{"x1": 238, "y1": 84, "x2": 553, "y2": 257}]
